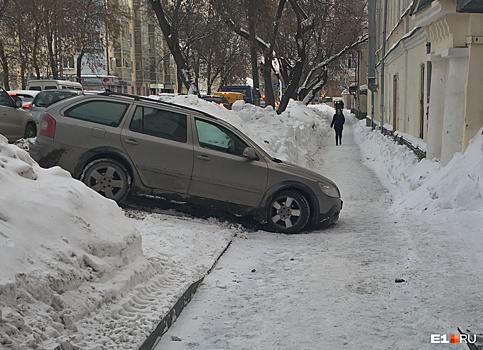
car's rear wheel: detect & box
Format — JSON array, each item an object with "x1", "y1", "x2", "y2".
[
  {"x1": 24, "y1": 123, "x2": 37, "y2": 138},
  {"x1": 81, "y1": 159, "x2": 130, "y2": 202},
  {"x1": 266, "y1": 190, "x2": 310, "y2": 233}
]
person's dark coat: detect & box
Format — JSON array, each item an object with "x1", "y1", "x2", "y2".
[{"x1": 330, "y1": 111, "x2": 345, "y2": 132}]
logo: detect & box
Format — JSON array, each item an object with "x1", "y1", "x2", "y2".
[{"x1": 431, "y1": 334, "x2": 477, "y2": 344}]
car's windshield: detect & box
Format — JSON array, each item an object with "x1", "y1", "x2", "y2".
[{"x1": 33, "y1": 91, "x2": 78, "y2": 107}]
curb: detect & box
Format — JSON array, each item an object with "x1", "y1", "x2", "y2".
[{"x1": 138, "y1": 237, "x2": 234, "y2": 350}]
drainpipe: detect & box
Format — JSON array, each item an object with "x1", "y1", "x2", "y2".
[
  {"x1": 426, "y1": 42, "x2": 432, "y2": 125},
  {"x1": 380, "y1": 0, "x2": 388, "y2": 134},
  {"x1": 368, "y1": 0, "x2": 377, "y2": 129}
]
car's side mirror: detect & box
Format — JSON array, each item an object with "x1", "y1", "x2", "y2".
[
  {"x1": 243, "y1": 147, "x2": 259, "y2": 160},
  {"x1": 12, "y1": 97, "x2": 22, "y2": 108}
]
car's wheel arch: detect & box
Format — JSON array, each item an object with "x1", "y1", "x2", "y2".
[
  {"x1": 257, "y1": 181, "x2": 319, "y2": 224},
  {"x1": 73, "y1": 147, "x2": 135, "y2": 183}
]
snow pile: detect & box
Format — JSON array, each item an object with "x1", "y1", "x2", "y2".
[
  {"x1": 165, "y1": 95, "x2": 332, "y2": 169},
  {"x1": 394, "y1": 127, "x2": 483, "y2": 211},
  {"x1": 353, "y1": 121, "x2": 483, "y2": 212},
  {"x1": 0, "y1": 137, "x2": 146, "y2": 348},
  {"x1": 237, "y1": 101, "x2": 332, "y2": 169}
]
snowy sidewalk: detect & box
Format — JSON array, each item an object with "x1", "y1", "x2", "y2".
[{"x1": 152, "y1": 116, "x2": 483, "y2": 350}]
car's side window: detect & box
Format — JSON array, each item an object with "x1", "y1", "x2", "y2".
[
  {"x1": 195, "y1": 119, "x2": 247, "y2": 156},
  {"x1": 65, "y1": 101, "x2": 129, "y2": 127},
  {"x1": 0, "y1": 89, "x2": 13, "y2": 107},
  {"x1": 130, "y1": 106, "x2": 187, "y2": 143}
]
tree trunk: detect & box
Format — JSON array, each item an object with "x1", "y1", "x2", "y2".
[
  {"x1": 47, "y1": 29, "x2": 58, "y2": 79},
  {"x1": 148, "y1": 0, "x2": 199, "y2": 95},
  {"x1": 76, "y1": 51, "x2": 84, "y2": 82},
  {"x1": 0, "y1": 39, "x2": 10, "y2": 89},
  {"x1": 263, "y1": 53, "x2": 275, "y2": 107},
  {"x1": 248, "y1": 0, "x2": 260, "y2": 105},
  {"x1": 206, "y1": 58, "x2": 212, "y2": 94},
  {"x1": 177, "y1": 67, "x2": 183, "y2": 94}
]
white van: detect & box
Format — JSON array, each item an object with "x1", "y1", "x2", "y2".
[{"x1": 27, "y1": 80, "x2": 83, "y2": 91}]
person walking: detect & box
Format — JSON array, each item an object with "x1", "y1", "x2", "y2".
[{"x1": 330, "y1": 108, "x2": 345, "y2": 145}]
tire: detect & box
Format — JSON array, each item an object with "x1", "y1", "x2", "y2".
[
  {"x1": 81, "y1": 159, "x2": 130, "y2": 203},
  {"x1": 266, "y1": 190, "x2": 311, "y2": 234},
  {"x1": 24, "y1": 123, "x2": 37, "y2": 138}
]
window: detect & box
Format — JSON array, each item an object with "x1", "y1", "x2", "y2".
[
  {"x1": 130, "y1": 106, "x2": 187, "y2": 143},
  {"x1": 65, "y1": 101, "x2": 129, "y2": 127},
  {"x1": 195, "y1": 119, "x2": 247, "y2": 156},
  {"x1": 0, "y1": 89, "x2": 13, "y2": 107}
]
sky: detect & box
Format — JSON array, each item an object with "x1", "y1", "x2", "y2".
[{"x1": 0, "y1": 96, "x2": 482, "y2": 349}]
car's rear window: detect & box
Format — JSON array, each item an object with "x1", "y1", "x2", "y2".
[
  {"x1": 130, "y1": 106, "x2": 187, "y2": 143},
  {"x1": 65, "y1": 100, "x2": 129, "y2": 127}
]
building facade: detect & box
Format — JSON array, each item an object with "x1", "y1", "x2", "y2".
[
  {"x1": 60, "y1": 0, "x2": 178, "y2": 95},
  {"x1": 108, "y1": 0, "x2": 178, "y2": 95},
  {"x1": 367, "y1": 0, "x2": 483, "y2": 165}
]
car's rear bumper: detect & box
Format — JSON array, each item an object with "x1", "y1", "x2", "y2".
[{"x1": 28, "y1": 138, "x2": 64, "y2": 169}]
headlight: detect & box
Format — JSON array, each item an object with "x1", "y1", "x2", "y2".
[{"x1": 318, "y1": 181, "x2": 340, "y2": 198}]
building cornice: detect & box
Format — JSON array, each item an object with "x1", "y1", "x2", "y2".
[
  {"x1": 413, "y1": 0, "x2": 454, "y2": 27},
  {"x1": 384, "y1": 28, "x2": 427, "y2": 65}
]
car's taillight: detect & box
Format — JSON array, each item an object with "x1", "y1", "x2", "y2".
[
  {"x1": 23, "y1": 103, "x2": 31, "y2": 109},
  {"x1": 219, "y1": 102, "x2": 224, "y2": 106},
  {"x1": 39, "y1": 113, "x2": 56, "y2": 138}
]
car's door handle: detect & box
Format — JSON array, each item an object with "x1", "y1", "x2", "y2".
[
  {"x1": 196, "y1": 154, "x2": 210, "y2": 161},
  {"x1": 124, "y1": 138, "x2": 138, "y2": 145}
]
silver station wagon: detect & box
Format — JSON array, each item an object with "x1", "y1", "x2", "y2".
[{"x1": 29, "y1": 92, "x2": 342, "y2": 233}]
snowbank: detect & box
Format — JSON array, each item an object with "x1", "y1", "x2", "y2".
[
  {"x1": 0, "y1": 136, "x2": 146, "y2": 347},
  {"x1": 353, "y1": 121, "x2": 483, "y2": 212}
]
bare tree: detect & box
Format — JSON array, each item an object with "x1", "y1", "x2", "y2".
[
  {"x1": 215, "y1": 0, "x2": 367, "y2": 113},
  {"x1": 147, "y1": 0, "x2": 199, "y2": 95}
]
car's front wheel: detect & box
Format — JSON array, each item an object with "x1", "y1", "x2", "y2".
[
  {"x1": 266, "y1": 190, "x2": 310, "y2": 233},
  {"x1": 81, "y1": 159, "x2": 130, "y2": 203}
]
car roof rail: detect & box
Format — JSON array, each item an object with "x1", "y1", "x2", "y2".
[
  {"x1": 98, "y1": 91, "x2": 145, "y2": 101},
  {"x1": 98, "y1": 91, "x2": 177, "y2": 105}
]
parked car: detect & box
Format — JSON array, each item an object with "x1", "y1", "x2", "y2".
[
  {"x1": 220, "y1": 85, "x2": 255, "y2": 104},
  {"x1": 8, "y1": 90, "x2": 40, "y2": 110},
  {"x1": 29, "y1": 92, "x2": 342, "y2": 233},
  {"x1": 26, "y1": 79, "x2": 83, "y2": 91},
  {"x1": 213, "y1": 91, "x2": 244, "y2": 106},
  {"x1": 201, "y1": 95, "x2": 231, "y2": 109},
  {"x1": 0, "y1": 86, "x2": 37, "y2": 141},
  {"x1": 29, "y1": 89, "x2": 84, "y2": 125}
]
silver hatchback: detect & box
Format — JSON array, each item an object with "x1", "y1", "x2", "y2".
[{"x1": 29, "y1": 92, "x2": 342, "y2": 233}]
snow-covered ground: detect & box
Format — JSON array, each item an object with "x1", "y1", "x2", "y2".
[{"x1": 0, "y1": 97, "x2": 482, "y2": 349}]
